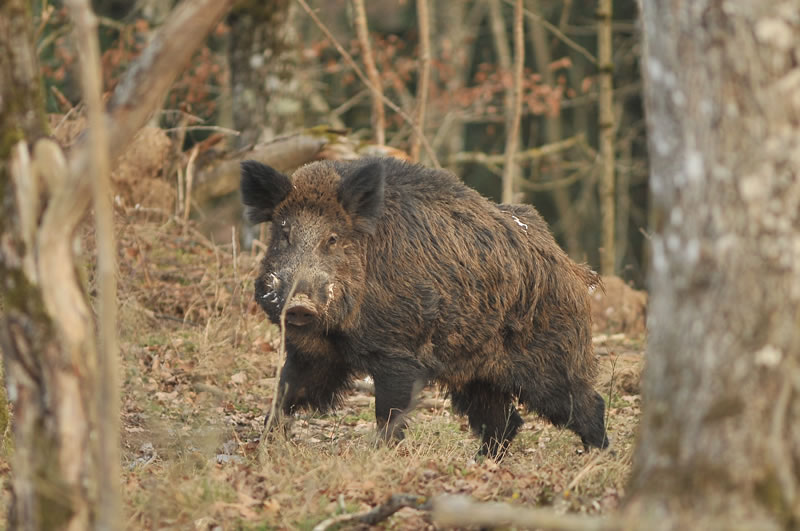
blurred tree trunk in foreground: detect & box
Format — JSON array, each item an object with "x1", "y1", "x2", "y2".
[
  {"x1": 0, "y1": 0, "x2": 234, "y2": 528},
  {"x1": 628, "y1": 1, "x2": 800, "y2": 528},
  {"x1": 0, "y1": 2, "x2": 93, "y2": 529}
]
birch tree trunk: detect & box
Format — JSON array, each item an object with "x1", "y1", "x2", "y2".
[{"x1": 628, "y1": 1, "x2": 800, "y2": 528}]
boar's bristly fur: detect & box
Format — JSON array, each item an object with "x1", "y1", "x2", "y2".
[{"x1": 241, "y1": 157, "x2": 608, "y2": 458}]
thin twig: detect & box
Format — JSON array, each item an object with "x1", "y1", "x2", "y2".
[
  {"x1": 163, "y1": 125, "x2": 240, "y2": 136},
  {"x1": 263, "y1": 279, "x2": 299, "y2": 436},
  {"x1": 352, "y1": 0, "x2": 385, "y2": 145},
  {"x1": 517, "y1": 165, "x2": 593, "y2": 192},
  {"x1": 410, "y1": 0, "x2": 431, "y2": 162},
  {"x1": 183, "y1": 145, "x2": 199, "y2": 225},
  {"x1": 295, "y1": 0, "x2": 440, "y2": 168},
  {"x1": 65, "y1": 0, "x2": 120, "y2": 529},
  {"x1": 504, "y1": 0, "x2": 597, "y2": 65}
]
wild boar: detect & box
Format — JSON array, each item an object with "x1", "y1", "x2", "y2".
[{"x1": 241, "y1": 157, "x2": 608, "y2": 458}]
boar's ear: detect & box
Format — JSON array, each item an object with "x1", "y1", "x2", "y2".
[
  {"x1": 337, "y1": 159, "x2": 385, "y2": 233},
  {"x1": 240, "y1": 160, "x2": 292, "y2": 224}
]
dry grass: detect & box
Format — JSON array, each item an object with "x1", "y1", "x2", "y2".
[{"x1": 1, "y1": 212, "x2": 643, "y2": 529}]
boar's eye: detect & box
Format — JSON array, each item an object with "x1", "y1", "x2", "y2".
[{"x1": 327, "y1": 233, "x2": 338, "y2": 247}]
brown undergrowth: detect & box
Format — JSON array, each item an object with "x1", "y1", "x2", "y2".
[{"x1": 1, "y1": 210, "x2": 644, "y2": 529}]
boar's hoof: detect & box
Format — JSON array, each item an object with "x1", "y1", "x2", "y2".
[{"x1": 284, "y1": 300, "x2": 317, "y2": 327}]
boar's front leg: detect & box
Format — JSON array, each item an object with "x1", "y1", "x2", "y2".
[
  {"x1": 371, "y1": 357, "x2": 428, "y2": 441},
  {"x1": 265, "y1": 348, "x2": 352, "y2": 430}
]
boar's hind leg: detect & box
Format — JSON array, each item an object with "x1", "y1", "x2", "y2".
[
  {"x1": 451, "y1": 381, "x2": 523, "y2": 460},
  {"x1": 522, "y1": 382, "x2": 609, "y2": 449},
  {"x1": 265, "y1": 351, "x2": 352, "y2": 428},
  {"x1": 372, "y1": 360, "x2": 427, "y2": 442}
]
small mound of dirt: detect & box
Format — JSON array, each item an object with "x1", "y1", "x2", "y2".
[{"x1": 591, "y1": 275, "x2": 647, "y2": 337}]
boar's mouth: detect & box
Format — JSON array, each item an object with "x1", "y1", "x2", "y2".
[{"x1": 283, "y1": 296, "x2": 318, "y2": 327}]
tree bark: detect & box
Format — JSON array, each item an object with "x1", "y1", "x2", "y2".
[
  {"x1": 0, "y1": 2, "x2": 88, "y2": 529},
  {"x1": 410, "y1": 0, "x2": 431, "y2": 163},
  {"x1": 1, "y1": 1, "x2": 233, "y2": 528},
  {"x1": 352, "y1": 0, "x2": 386, "y2": 146},
  {"x1": 628, "y1": 1, "x2": 800, "y2": 528},
  {"x1": 227, "y1": 0, "x2": 299, "y2": 148}
]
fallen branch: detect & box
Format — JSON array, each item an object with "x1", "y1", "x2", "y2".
[
  {"x1": 432, "y1": 495, "x2": 617, "y2": 530},
  {"x1": 191, "y1": 128, "x2": 341, "y2": 203},
  {"x1": 313, "y1": 494, "x2": 432, "y2": 531},
  {"x1": 312, "y1": 493, "x2": 618, "y2": 531}
]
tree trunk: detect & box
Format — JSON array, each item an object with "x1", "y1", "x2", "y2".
[
  {"x1": 628, "y1": 1, "x2": 800, "y2": 528},
  {"x1": 1, "y1": 1, "x2": 233, "y2": 528},
  {"x1": 596, "y1": 0, "x2": 615, "y2": 275},
  {"x1": 0, "y1": 2, "x2": 94, "y2": 529},
  {"x1": 352, "y1": 0, "x2": 386, "y2": 146},
  {"x1": 227, "y1": 0, "x2": 300, "y2": 148},
  {"x1": 527, "y1": 0, "x2": 582, "y2": 259}
]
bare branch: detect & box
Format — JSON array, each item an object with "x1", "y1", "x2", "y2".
[
  {"x1": 501, "y1": 0, "x2": 524, "y2": 203},
  {"x1": 295, "y1": 0, "x2": 440, "y2": 168},
  {"x1": 451, "y1": 134, "x2": 586, "y2": 167},
  {"x1": 504, "y1": 0, "x2": 597, "y2": 65},
  {"x1": 517, "y1": 166, "x2": 594, "y2": 192},
  {"x1": 352, "y1": 0, "x2": 386, "y2": 145},
  {"x1": 64, "y1": 0, "x2": 120, "y2": 529},
  {"x1": 68, "y1": 0, "x2": 234, "y2": 182},
  {"x1": 410, "y1": 0, "x2": 431, "y2": 162}
]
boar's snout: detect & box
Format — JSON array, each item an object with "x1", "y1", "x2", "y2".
[{"x1": 284, "y1": 295, "x2": 318, "y2": 327}]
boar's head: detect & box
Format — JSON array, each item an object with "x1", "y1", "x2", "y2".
[{"x1": 240, "y1": 159, "x2": 385, "y2": 333}]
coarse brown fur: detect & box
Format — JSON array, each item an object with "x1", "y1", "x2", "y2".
[{"x1": 241, "y1": 157, "x2": 608, "y2": 458}]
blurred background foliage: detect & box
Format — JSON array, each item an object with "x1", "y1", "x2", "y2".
[{"x1": 34, "y1": 0, "x2": 647, "y2": 285}]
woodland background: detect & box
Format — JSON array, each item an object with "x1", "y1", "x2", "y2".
[
  {"x1": 38, "y1": 0, "x2": 646, "y2": 282},
  {"x1": 4, "y1": 0, "x2": 799, "y2": 529}
]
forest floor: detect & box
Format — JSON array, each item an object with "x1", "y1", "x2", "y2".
[
  {"x1": 114, "y1": 214, "x2": 645, "y2": 530},
  {"x1": 1, "y1": 212, "x2": 646, "y2": 530}
]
